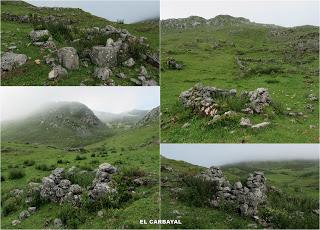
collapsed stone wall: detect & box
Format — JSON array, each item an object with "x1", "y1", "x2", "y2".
[
  {"x1": 179, "y1": 83, "x2": 272, "y2": 128},
  {"x1": 197, "y1": 166, "x2": 267, "y2": 217}
]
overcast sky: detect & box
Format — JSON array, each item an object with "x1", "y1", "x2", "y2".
[
  {"x1": 26, "y1": 0, "x2": 159, "y2": 23},
  {"x1": 161, "y1": 0, "x2": 319, "y2": 27},
  {"x1": 0, "y1": 87, "x2": 159, "y2": 121},
  {"x1": 161, "y1": 144, "x2": 319, "y2": 166}
]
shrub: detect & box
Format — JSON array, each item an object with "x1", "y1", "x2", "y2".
[
  {"x1": 178, "y1": 175, "x2": 218, "y2": 207},
  {"x1": 128, "y1": 40, "x2": 148, "y2": 59},
  {"x1": 23, "y1": 159, "x2": 35, "y2": 166},
  {"x1": 33, "y1": 21, "x2": 74, "y2": 42},
  {"x1": 90, "y1": 153, "x2": 96, "y2": 157},
  {"x1": 35, "y1": 163, "x2": 55, "y2": 171},
  {"x1": 8, "y1": 168, "x2": 25, "y2": 180},
  {"x1": 75, "y1": 155, "x2": 87, "y2": 161},
  {"x1": 58, "y1": 203, "x2": 86, "y2": 229},
  {"x1": 2, "y1": 197, "x2": 21, "y2": 216},
  {"x1": 122, "y1": 167, "x2": 145, "y2": 178},
  {"x1": 57, "y1": 159, "x2": 63, "y2": 164}
]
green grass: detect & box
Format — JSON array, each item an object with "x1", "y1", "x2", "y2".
[
  {"x1": 1, "y1": 1, "x2": 159, "y2": 86},
  {"x1": 161, "y1": 22, "x2": 319, "y2": 143},
  {"x1": 1, "y1": 122, "x2": 160, "y2": 229},
  {"x1": 160, "y1": 157, "x2": 319, "y2": 229}
]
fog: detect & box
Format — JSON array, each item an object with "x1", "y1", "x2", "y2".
[
  {"x1": 161, "y1": 144, "x2": 319, "y2": 167},
  {"x1": 0, "y1": 87, "x2": 159, "y2": 121},
  {"x1": 26, "y1": 0, "x2": 159, "y2": 23},
  {"x1": 161, "y1": 0, "x2": 319, "y2": 27}
]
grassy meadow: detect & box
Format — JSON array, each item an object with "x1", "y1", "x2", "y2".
[{"x1": 161, "y1": 22, "x2": 319, "y2": 143}]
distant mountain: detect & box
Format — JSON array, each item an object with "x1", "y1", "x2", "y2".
[
  {"x1": 136, "y1": 106, "x2": 159, "y2": 127},
  {"x1": 94, "y1": 109, "x2": 149, "y2": 127},
  {"x1": 1, "y1": 102, "x2": 110, "y2": 147},
  {"x1": 161, "y1": 14, "x2": 280, "y2": 31}
]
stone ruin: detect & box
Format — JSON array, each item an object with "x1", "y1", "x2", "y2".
[
  {"x1": 179, "y1": 83, "x2": 272, "y2": 128},
  {"x1": 198, "y1": 166, "x2": 267, "y2": 217},
  {"x1": 10, "y1": 163, "x2": 118, "y2": 226}
]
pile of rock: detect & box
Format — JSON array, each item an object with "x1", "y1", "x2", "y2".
[
  {"x1": 88, "y1": 163, "x2": 117, "y2": 200},
  {"x1": 198, "y1": 166, "x2": 267, "y2": 217},
  {"x1": 38, "y1": 168, "x2": 83, "y2": 206},
  {"x1": 179, "y1": 84, "x2": 272, "y2": 128},
  {"x1": 29, "y1": 29, "x2": 56, "y2": 49}
]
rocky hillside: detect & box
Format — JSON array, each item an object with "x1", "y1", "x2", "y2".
[
  {"x1": 161, "y1": 15, "x2": 275, "y2": 31},
  {"x1": 136, "y1": 106, "x2": 160, "y2": 126},
  {"x1": 1, "y1": 0, "x2": 159, "y2": 86},
  {"x1": 161, "y1": 157, "x2": 319, "y2": 229},
  {"x1": 1, "y1": 102, "x2": 110, "y2": 147}
]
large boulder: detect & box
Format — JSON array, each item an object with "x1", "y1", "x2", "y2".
[
  {"x1": 90, "y1": 46, "x2": 118, "y2": 67},
  {"x1": 57, "y1": 47, "x2": 79, "y2": 70},
  {"x1": 29, "y1": 30, "x2": 50, "y2": 42},
  {"x1": 1, "y1": 52, "x2": 27, "y2": 72}
]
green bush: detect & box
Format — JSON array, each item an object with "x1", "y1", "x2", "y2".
[
  {"x1": 35, "y1": 163, "x2": 55, "y2": 171},
  {"x1": 2, "y1": 197, "x2": 21, "y2": 216},
  {"x1": 75, "y1": 155, "x2": 87, "y2": 161},
  {"x1": 8, "y1": 168, "x2": 25, "y2": 180},
  {"x1": 122, "y1": 167, "x2": 145, "y2": 178},
  {"x1": 178, "y1": 175, "x2": 218, "y2": 207},
  {"x1": 58, "y1": 203, "x2": 86, "y2": 229},
  {"x1": 23, "y1": 159, "x2": 35, "y2": 166},
  {"x1": 1, "y1": 175, "x2": 5, "y2": 181},
  {"x1": 57, "y1": 159, "x2": 63, "y2": 164},
  {"x1": 65, "y1": 170, "x2": 95, "y2": 188},
  {"x1": 90, "y1": 153, "x2": 96, "y2": 157}
]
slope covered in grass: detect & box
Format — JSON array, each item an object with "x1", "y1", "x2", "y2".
[
  {"x1": 160, "y1": 157, "x2": 319, "y2": 229},
  {"x1": 1, "y1": 121, "x2": 160, "y2": 229},
  {"x1": 161, "y1": 16, "x2": 319, "y2": 143},
  {"x1": 1, "y1": 1, "x2": 159, "y2": 86}
]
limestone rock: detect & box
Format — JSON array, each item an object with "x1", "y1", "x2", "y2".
[
  {"x1": 1, "y1": 52, "x2": 27, "y2": 72},
  {"x1": 57, "y1": 47, "x2": 79, "y2": 70},
  {"x1": 94, "y1": 67, "x2": 112, "y2": 81}
]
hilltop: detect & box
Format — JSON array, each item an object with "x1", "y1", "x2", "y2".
[
  {"x1": 1, "y1": 102, "x2": 110, "y2": 147},
  {"x1": 1, "y1": 0, "x2": 159, "y2": 86},
  {"x1": 160, "y1": 157, "x2": 319, "y2": 229}
]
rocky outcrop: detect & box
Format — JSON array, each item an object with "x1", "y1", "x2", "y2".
[
  {"x1": 1, "y1": 52, "x2": 28, "y2": 73},
  {"x1": 57, "y1": 47, "x2": 79, "y2": 70},
  {"x1": 198, "y1": 166, "x2": 267, "y2": 217}
]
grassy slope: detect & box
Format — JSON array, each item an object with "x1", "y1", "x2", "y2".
[
  {"x1": 160, "y1": 157, "x2": 319, "y2": 229},
  {"x1": 1, "y1": 122, "x2": 160, "y2": 229},
  {"x1": 161, "y1": 24, "x2": 319, "y2": 143},
  {"x1": 1, "y1": 1, "x2": 159, "y2": 86}
]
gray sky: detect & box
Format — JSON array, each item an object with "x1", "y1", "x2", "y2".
[
  {"x1": 0, "y1": 87, "x2": 159, "y2": 121},
  {"x1": 161, "y1": 144, "x2": 319, "y2": 166},
  {"x1": 161, "y1": 0, "x2": 319, "y2": 27},
  {"x1": 26, "y1": 0, "x2": 159, "y2": 23}
]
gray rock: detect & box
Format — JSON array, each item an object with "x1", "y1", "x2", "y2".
[
  {"x1": 251, "y1": 122, "x2": 270, "y2": 129},
  {"x1": 69, "y1": 184, "x2": 82, "y2": 194},
  {"x1": 1, "y1": 52, "x2": 27, "y2": 72},
  {"x1": 19, "y1": 210, "x2": 30, "y2": 220},
  {"x1": 94, "y1": 67, "x2": 112, "y2": 81},
  {"x1": 97, "y1": 210, "x2": 104, "y2": 217},
  {"x1": 28, "y1": 207, "x2": 36, "y2": 213},
  {"x1": 48, "y1": 65, "x2": 68, "y2": 80},
  {"x1": 123, "y1": 58, "x2": 135, "y2": 67},
  {"x1": 90, "y1": 46, "x2": 118, "y2": 67},
  {"x1": 117, "y1": 72, "x2": 126, "y2": 79},
  {"x1": 10, "y1": 188, "x2": 24, "y2": 197},
  {"x1": 240, "y1": 117, "x2": 252, "y2": 127},
  {"x1": 54, "y1": 218, "x2": 63, "y2": 229},
  {"x1": 130, "y1": 78, "x2": 141, "y2": 85},
  {"x1": 234, "y1": 182, "x2": 243, "y2": 189},
  {"x1": 98, "y1": 163, "x2": 117, "y2": 174},
  {"x1": 57, "y1": 47, "x2": 79, "y2": 70},
  {"x1": 11, "y1": 220, "x2": 21, "y2": 226},
  {"x1": 133, "y1": 178, "x2": 144, "y2": 186},
  {"x1": 29, "y1": 30, "x2": 50, "y2": 42}
]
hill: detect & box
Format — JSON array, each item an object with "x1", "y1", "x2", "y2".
[
  {"x1": 1, "y1": 115, "x2": 160, "y2": 229},
  {"x1": 160, "y1": 157, "x2": 319, "y2": 229},
  {"x1": 1, "y1": 102, "x2": 110, "y2": 147},
  {"x1": 1, "y1": 0, "x2": 159, "y2": 86},
  {"x1": 160, "y1": 15, "x2": 319, "y2": 143}
]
